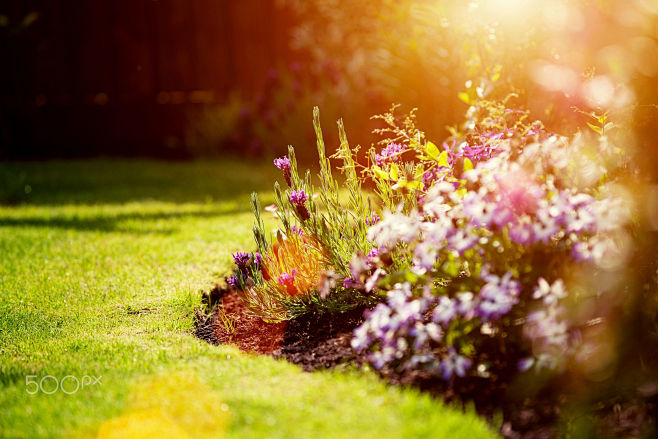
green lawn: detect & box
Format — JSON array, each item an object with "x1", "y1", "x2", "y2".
[{"x1": 0, "y1": 159, "x2": 496, "y2": 439}]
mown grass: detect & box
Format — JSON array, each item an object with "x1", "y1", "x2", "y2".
[{"x1": 0, "y1": 159, "x2": 497, "y2": 438}]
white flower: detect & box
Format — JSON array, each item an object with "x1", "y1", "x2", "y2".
[
  {"x1": 367, "y1": 210, "x2": 422, "y2": 248},
  {"x1": 532, "y1": 278, "x2": 567, "y2": 306}
]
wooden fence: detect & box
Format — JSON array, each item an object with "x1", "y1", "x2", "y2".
[{"x1": 0, "y1": 0, "x2": 296, "y2": 157}]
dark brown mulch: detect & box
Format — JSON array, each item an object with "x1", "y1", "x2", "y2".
[
  {"x1": 195, "y1": 285, "x2": 366, "y2": 369},
  {"x1": 271, "y1": 305, "x2": 367, "y2": 371},
  {"x1": 195, "y1": 285, "x2": 286, "y2": 354},
  {"x1": 194, "y1": 285, "x2": 656, "y2": 438}
]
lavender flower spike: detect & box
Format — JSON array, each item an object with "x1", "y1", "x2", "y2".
[
  {"x1": 274, "y1": 156, "x2": 292, "y2": 186},
  {"x1": 232, "y1": 251, "x2": 251, "y2": 268},
  {"x1": 289, "y1": 189, "x2": 310, "y2": 221}
]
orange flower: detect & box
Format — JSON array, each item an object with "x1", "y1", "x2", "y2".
[{"x1": 261, "y1": 234, "x2": 327, "y2": 297}]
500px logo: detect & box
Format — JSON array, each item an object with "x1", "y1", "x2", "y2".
[{"x1": 25, "y1": 375, "x2": 102, "y2": 394}]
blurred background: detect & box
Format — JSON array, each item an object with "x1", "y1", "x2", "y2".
[{"x1": 1, "y1": 0, "x2": 657, "y2": 164}]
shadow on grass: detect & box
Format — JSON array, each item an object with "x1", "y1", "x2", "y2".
[
  {"x1": 0, "y1": 159, "x2": 281, "y2": 206},
  {"x1": 0, "y1": 207, "x2": 246, "y2": 234}
]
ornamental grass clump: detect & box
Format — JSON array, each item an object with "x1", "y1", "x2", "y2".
[
  {"x1": 228, "y1": 108, "x2": 379, "y2": 321},
  {"x1": 262, "y1": 233, "x2": 327, "y2": 297}
]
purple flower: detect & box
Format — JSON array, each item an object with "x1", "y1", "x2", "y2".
[
  {"x1": 375, "y1": 142, "x2": 405, "y2": 166},
  {"x1": 518, "y1": 357, "x2": 535, "y2": 372},
  {"x1": 432, "y1": 296, "x2": 457, "y2": 326},
  {"x1": 369, "y1": 350, "x2": 395, "y2": 370},
  {"x1": 447, "y1": 228, "x2": 478, "y2": 254},
  {"x1": 570, "y1": 238, "x2": 609, "y2": 263},
  {"x1": 425, "y1": 322, "x2": 443, "y2": 342},
  {"x1": 386, "y1": 283, "x2": 413, "y2": 309},
  {"x1": 277, "y1": 269, "x2": 298, "y2": 295},
  {"x1": 365, "y1": 268, "x2": 386, "y2": 292},
  {"x1": 462, "y1": 192, "x2": 495, "y2": 228},
  {"x1": 227, "y1": 274, "x2": 239, "y2": 289},
  {"x1": 289, "y1": 190, "x2": 310, "y2": 221},
  {"x1": 364, "y1": 303, "x2": 394, "y2": 336},
  {"x1": 440, "y1": 349, "x2": 472, "y2": 380},
  {"x1": 232, "y1": 251, "x2": 251, "y2": 268},
  {"x1": 274, "y1": 156, "x2": 292, "y2": 186},
  {"x1": 507, "y1": 217, "x2": 534, "y2": 246},
  {"x1": 291, "y1": 225, "x2": 304, "y2": 237},
  {"x1": 367, "y1": 247, "x2": 381, "y2": 260},
  {"x1": 456, "y1": 292, "x2": 476, "y2": 317},
  {"x1": 476, "y1": 271, "x2": 521, "y2": 321},
  {"x1": 421, "y1": 167, "x2": 448, "y2": 190},
  {"x1": 365, "y1": 213, "x2": 381, "y2": 226},
  {"x1": 277, "y1": 269, "x2": 297, "y2": 285},
  {"x1": 289, "y1": 189, "x2": 308, "y2": 205},
  {"x1": 343, "y1": 277, "x2": 359, "y2": 289},
  {"x1": 253, "y1": 252, "x2": 262, "y2": 267}
]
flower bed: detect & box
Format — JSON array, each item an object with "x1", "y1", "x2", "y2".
[{"x1": 196, "y1": 99, "x2": 657, "y2": 437}]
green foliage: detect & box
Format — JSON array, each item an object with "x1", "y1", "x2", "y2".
[{"x1": 235, "y1": 107, "x2": 380, "y2": 320}]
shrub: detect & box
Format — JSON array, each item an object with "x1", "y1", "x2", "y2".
[{"x1": 349, "y1": 101, "x2": 631, "y2": 385}]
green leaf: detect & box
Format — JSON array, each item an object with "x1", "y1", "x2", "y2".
[
  {"x1": 442, "y1": 260, "x2": 460, "y2": 277},
  {"x1": 403, "y1": 271, "x2": 420, "y2": 283},
  {"x1": 405, "y1": 180, "x2": 423, "y2": 190},
  {"x1": 395, "y1": 179, "x2": 423, "y2": 191},
  {"x1": 458, "y1": 92, "x2": 471, "y2": 105},
  {"x1": 390, "y1": 163, "x2": 399, "y2": 180},
  {"x1": 437, "y1": 151, "x2": 449, "y2": 167},
  {"x1": 425, "y1": 142, "x2": 440, "y2": 160},
  {"x1": 372, "y1": 166, "x2": 389, "y2": 181},
  {"x1": 586, "y1": 122, "x2": 603, "y2": 135},
  {"x1": 463, "y1": 157, "x2": 473, "y2": 172},
  {"x1": 414, "y1": 165, "x2": 425, "y2": 180}
]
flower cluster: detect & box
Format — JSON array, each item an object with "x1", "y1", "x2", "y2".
[
  {"x1": 350, "y1": 116, "x2": 627, "y2": 383},
  {"x1": 236, "y1": 102, "x2": 630, "y2": 392},
  {"x1": 351, "y1": 283, "x2": 472, "y2": 379},
  {"x1": 374, "y1": 142, "x2": 405, "y2": 166}
]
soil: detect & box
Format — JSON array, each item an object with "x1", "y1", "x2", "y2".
[
  {"x1": 195, "y1": 285, "x2": 286, "y2": 354},
  {"x1": 195, "y1": 285, "x2": 367, "y2": 370},
  {"x1": 194, "y1": 285, "x2": 656, "y2": 438}
]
